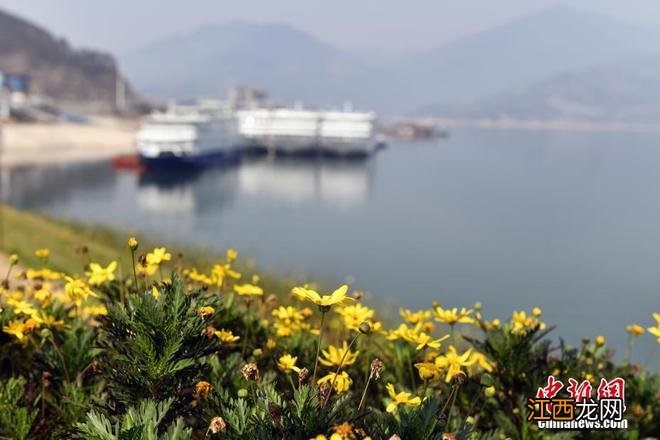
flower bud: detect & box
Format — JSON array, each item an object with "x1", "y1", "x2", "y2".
[
  {"x1": 298, "y1": 367, "x2": 309, "y2": 385},
  {"x1": 484, "y1": 386, "x2": 496, "y2": 397},
  {"x1": 128, "y1": 237, "x2": 139, "y2": 251},
  {"x1": 241, "y1": 363, "x2": 260, "y2": 381},
  {"x1": 9, "y1": 254, "x2": 18, "y2": 265},
  {"x1": 208, "y1": 416, "x2": 226, "y2": 433},
  {"x1": 358, "y1": 321, "x2": 371, "y2": 335},
  {"x1": 479, "y1": 373, "x2": 494, "y2": 387},
  {"x1": 452, "y1": 371, "x2": 466, "y2": 385},
  {"x1": 194, "y1": 381, "x2": 214, "y2": 400},
  {"x1": 370, "y1": 358, "x2": 384, "y2": 380}
]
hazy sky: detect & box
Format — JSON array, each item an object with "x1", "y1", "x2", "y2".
[{"x1": 1, "y1": 0, "x2": 660, "y2": 54}]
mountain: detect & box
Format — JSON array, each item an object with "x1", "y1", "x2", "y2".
[
  {"x1": 122, "y1": 6, "x2": 660, "y2": 117},
  {"x1": 121, "y1": 21, "x2": 401, "y2": 111},
  {"x1": 0, "y1": 8, "x2": 136, "y2": 112},
  {"x1": 403, "y1": 4, "x2": 659, "y2": 108},
  {"x1": 426, "y1": 56, "x2": 660, "y2": 122}
]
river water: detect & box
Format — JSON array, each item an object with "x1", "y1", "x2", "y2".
[{"x1": 4, "y1": 128, "x2": 660, "y2": 362}]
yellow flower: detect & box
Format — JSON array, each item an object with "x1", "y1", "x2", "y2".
[
  {"x1": 9, "y1": 254, "x2": 19, "y2": 265},
  {"x1": 136, "y1": 263, "x2": 158, "y2": 276},
  {"x1": 7, "y1": 298, "x2": 38, "y2": 317},
  {"x1": 24, "y1": 317, "x2": 40, "y2": 332},
  {"x1": 484, "y1": 386, "x2": 496, "y2": 397},
  {"x1": 532, "y1": 307, "x2": 542, "y2": 317},
  {"x1": 626, "y1": 324, "x2": 645, "y2": 336},
  {"x1": 146, "y1": 247, "x2": 171, "y2": 266},
  {"x1": 199, "y1": 306, "x2": 215, "y2": 319},
  {"x1": 647, "y1": 313, "x2": 660, "y2": 343},
  {"x1": 215, "y1": 329, "x2": 240, "y2": 344},
  {"x1": 468, "y1": 351, "x2": 494, "y2": 373},
  {"x1": 127, "y1": 237, "x2": 139, "y2": 250},
  {"x1": 272, "y1": 306, "x2": 308, "y2": 321},
  {"x1": 510, "y1": 310, "x2": 546, "y2": 334},
  {"x1": 64, "y1": 276, "x2": 97, "y2": 306},
  {"x1": 78, "y1": 305, "x2": 108, "y2": 317},
  {"x1": 86, "y1": 261, "x2": 117, "y2": 286},
  {"x1": 151, "y1": 286, "x2": 160, "y2": 299},
  {"x1": 187, "y1": 268, "x2": 213, "y2": 285},
  {"x1": 434, "y1": 346, "x2": 474, "y2": 382},
  {"x1": 385, "y1": 383, "x2": 421, "y2": 413},
  {"x1": 335, "y1": 303, "x2": 375, "y2": 331},
  {"x1": 433, "y1": 306, "x2": 475, "y2": 325},
  {"x1": 226, "y1": 248, "x2": 238, "y2": 262},
  {"x1": 26, "y1": 268, "x2": 61, "y2": 280},
  {"x1": 332, "y1": 422, "x2": 355, "y2": 440},
  {"x1": 595, "y1": 335, "x2": 606, "y2": 347},
  {"x1": 413, "y1": 332, "x2": 449, "y2": 351},
  {"x1": 277, "y1": 354, "x2": 301, "y2": 373},
  {"x1": 292, "y1": 284, "x2": 354, "y2": 309},
  {"x1": 3, "y1": 319, "x2": 28, "y2": 340},
  {"x1": 234, "y1": 283, "x2": 263, "y2": 297},
  {"x1": 399, "y1": 308, "x2": 431, "y2": 324},
  {"x1": 210, "y1": 263, "x2": 241, "y2": 287},
  {"x1": 195, "y1": 381, "x2": 214, "y2": 400},
  {"x1": 317, "y1": 371, "x2": 352, "y2": 393},
  {"x1": 35, "y1": 248, "x2": 50, "y2": 260},
  {"x1": 414, "y1": 361, "x2": 442, "y2": 381},
  {"x1": 386, "y1": 323, "x2": 418, "y2": 342},
  {"x1": 33, "y1": 283, "x2": 52, "y2": 305},
  {"x1": 33, "y1": 313, "x2": 66, "y2": 328},
  {"x1": 266, "y1": 338, "x2": 277, "y2": 349},
  {"x1": 319, "y1": 341, "x2": 359, "y2": 367}
]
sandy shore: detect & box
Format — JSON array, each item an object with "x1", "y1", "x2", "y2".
[{"x1": 1, "y1": 117, "x2": 139, "y2": 168}]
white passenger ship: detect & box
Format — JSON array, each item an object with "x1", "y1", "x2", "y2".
[
  {"x1": 136, "y1": 88, "x2": 384, "y2": 169},
  {"x1": 136, "y1": 100, "x2": 241, "y2": 169},
  {"x1": 237, "y1": 107, "x2": 380, "y2": 157}
]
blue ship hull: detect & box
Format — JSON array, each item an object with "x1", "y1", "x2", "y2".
[{"x1": 140, "y1": 149, "x2": 241, "y2": 170}]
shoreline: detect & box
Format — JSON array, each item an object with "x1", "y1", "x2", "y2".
[
  {"x1": 430, "y1": 116, "x2": 660, "y2": 133},
  {"x1": 0, "y1": 116, "x2": 139, "y2": 169}
]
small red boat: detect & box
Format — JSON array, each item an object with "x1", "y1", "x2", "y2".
[{"x1": 112, "y1": 154, "x2": 145, "y2": 172}]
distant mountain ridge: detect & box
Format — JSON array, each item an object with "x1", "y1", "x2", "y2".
[
  {"x1": 426, "y1": 56, "x2": 660, "y2": 123},
  {"x1": 121, "y1": 21, "x2": 399, "y2": 111},
  {"x1": 0, "y1": 8, "x2": 136, "y2": 112},
  {"x1": 120, "y1": 5, "x2": 660, "y2": 121},
  {"x1": 402, "y1": 5, "x2": 657, "y2": 105}
]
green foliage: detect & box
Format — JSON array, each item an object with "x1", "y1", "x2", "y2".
[
  {"x1": 76, "y1": 398, "x2": 192, "y2": 440},
  {"x1": 0, "y1": 377, "x2": 38, "y2": 440},
  {"x1": 0, "y1": 229, "x2": 657, "y2": 439},
  {"x1": 98, "y1": 275, "x2": 219, "y2": 409}
]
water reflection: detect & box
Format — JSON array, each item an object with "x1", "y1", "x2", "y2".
[
  {"x1": 137, "y1": 167, "x2": 239, "y2": 216},
  {"x1": 4, "y1": 131, "x2": 660, "y2": 359},
  {"x1": 2, "y1": 155, "x2": 374, "y2": 220},
  {"x1": 238, "y1": 157, "x2": 373, "y2": 207},
  {"x1": 2, "y1": 162, "x2": 115, "y2": 208}
]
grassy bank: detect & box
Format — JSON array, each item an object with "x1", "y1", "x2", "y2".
[
  {"x1": 0, "y1": 203, "x2": 292, "y2": 292},
  {"x1": 1, "y1": 203, "x2": 138, "y2": 274},
  {"x1": 0, "y1": 203, "x2": 658, "y2": 438}
]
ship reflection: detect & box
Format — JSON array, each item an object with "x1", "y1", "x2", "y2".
[
  {"x1": 237, "y1": 157, "x2": 373, "y2": 207},
  {"x1": 136, "y1": 166, "x2": 240, "y2": 216},
  {"x1": 3, "y1": 156, "x2": 375, "y2": 226}
]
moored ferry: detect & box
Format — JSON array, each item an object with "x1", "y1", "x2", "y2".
[
  {"x1": 137, "y1": 101, "x2": 241, "y2": 169},
  {"x1": 237, "y1": 107, "x2": 382, "y2": 157}
]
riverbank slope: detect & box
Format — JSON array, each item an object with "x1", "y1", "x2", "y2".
[{"x1": 1, "y1": 117, "x2": 138, "y2": 168}]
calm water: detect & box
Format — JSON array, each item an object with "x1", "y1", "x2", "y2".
[{"x1": 4, "y1": 128, "x2": 660, "y2": 360}]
